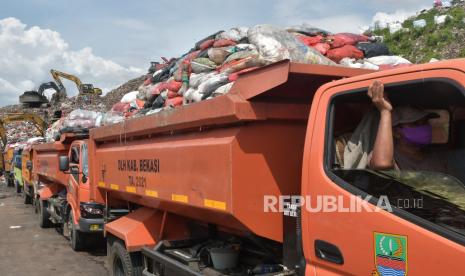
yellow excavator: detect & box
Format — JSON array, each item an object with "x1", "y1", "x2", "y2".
[
  {"x1": 50, "y1": 69, "x2": 102, "y2": 97},
  {"x1": 19, "y1": 69, "x2": 102, "y2": 107},
  {"x1": 0, "y1": 113, "x2": 47, "y2": 147}
]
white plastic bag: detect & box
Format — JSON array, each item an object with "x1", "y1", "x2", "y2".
[
  {"x1": 247, "y1": 24, "x2": 335, "y2": 65},
  {"x1": 366, "y1": 55, "x2": 412, "y2": 66},
  {"x1": 121, "y1": 91, "x2": 139, "y2": 103},
  {"x1": 413, "y1": 19, "x2": 426, "y2": 29},
  {"x1": 216, "y1": 27, "x2": 249, "y2": 41},
  {"x1": 434, "y1": 15, "x2": 451, "y2": 25},
  {"x1": 339, "y1": 58, "x2": 379, "y2": 70},
  {"x1": 212, "y1": 82, "x2": 234, "y2": 97}
]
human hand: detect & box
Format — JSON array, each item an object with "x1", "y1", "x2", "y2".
[{"x1": 367, "y1": 80, "x2": 392, "y2": 112}]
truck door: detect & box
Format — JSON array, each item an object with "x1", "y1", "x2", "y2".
[
  {"x1": 67, "y1": 144, "x2": 81, "y2": 215},
  {"x1": 302, "y1": 69, "x2": 465, "y2": 275}
]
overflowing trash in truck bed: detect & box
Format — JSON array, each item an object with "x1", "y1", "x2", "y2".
[
  {"x1": 38, "y1": 23, "x2": 414, "y2": 141},
  {"x1": 108, "y1": 24, "x2": 411, "y2": 119}
]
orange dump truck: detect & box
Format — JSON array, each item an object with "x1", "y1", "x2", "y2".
[
  {"x1": 33, "y1": 132, "x2": 104, "y2": 251},
  {"x1": 21, "y1": 144, "x2": 34, "y2": 204},
  {"x1": 4, "y1": 145, "x2": 15, "y2": 186},
  {"x1": 57, "y1": 60, "x2": 465, "y2": 275}
]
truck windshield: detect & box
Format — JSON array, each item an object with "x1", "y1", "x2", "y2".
[
  {"x1": 333, "y1": 169, "x2": 465, "y2": 237},
  {"x1": 82, "y1": 144, "x2": 88, "y2": 177}
]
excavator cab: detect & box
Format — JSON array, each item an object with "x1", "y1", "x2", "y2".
[
  {"x1": 19, "y1": 81, "x2": 59, "y2": 108},
  {"x1": 81, "y1": 84, "x2": 102, "y2": 95}
]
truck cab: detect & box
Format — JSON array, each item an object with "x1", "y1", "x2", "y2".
[
  {"x1": 302, "y1": 59, "x2": 465, "y2": 275},
  {"x1": 4, "y1": 146, "x2": 15, "y2": 187},
  {"x1": 13, "y1": 147, "x2": 23, "y2": 193},
  {"x1": 34, "y1": 133, "x2": 104, "y2": 251}
]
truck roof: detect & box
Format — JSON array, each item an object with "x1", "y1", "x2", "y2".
[{"x1": 91, "y1": 60, "x2": 372, "y2": 142}]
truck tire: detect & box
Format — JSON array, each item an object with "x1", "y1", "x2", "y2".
[
  {"x1": 7, "y1": 176, "x2": 14, "y2": 187},
  {"x1": 15, "y1": 181, "x2": 21, "y2": 194},
  {"x1": 68, "y1": 212, "x2": 86, "y2": 251},
  {"x1": 23, "y1": 189, "x2": 32, "y2": 204},
  {"x1": 38, "y1": 200, "x2": 52, "y2": 228},
  {"x1": 108, "y1": 239, "x2": 143, "y2": 276}
]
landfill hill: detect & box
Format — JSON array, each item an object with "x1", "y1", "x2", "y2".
[{"x1": 371, "y1": 0, "x2": 465, "y2": 63}]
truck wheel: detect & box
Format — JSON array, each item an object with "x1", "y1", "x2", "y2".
[
  {"x1": 38, "y1": 200, "x2": 52, "y2": 228},
  {"x1": 108, "y1": 239, "x2": 143, "y2": 276},
  {"x1": 15, "y1": 181, "x2": 22, "y2": 194},
  {"x1": 68, "y1": 212, "x2": 86, "y2": 251},
  {"x1": 23, "y1": 189, "x2": 32, "y2": 204},
  {"x1": 7, "y1": 176, "x2": 14, "y2": 187}
]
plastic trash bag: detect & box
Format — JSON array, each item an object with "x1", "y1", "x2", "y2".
[
  {"x1": 434, "y1": 15, "x2": 451, "y2": 25},
  {"x1": 120, "y1": 91, "x2": 139, "y2": 103},
  {"x1": 102, "y1": 111, "x2": 125, "y2": 126},
  {"x1": 216, "y1": 27, "x2": 249, "y2": 41},
  {"x1": 286, "y1": 23, "x2": 332, "y2": 36},
  {"x1": 389, "y1": 23, "x2": 403, "y2": 34},
  {"x1": 194, "y1": 31, "x2": 223, "y2": 50},
  {"x1": 312, "y1": 43, "x2": 330, "y2": 55},
  {"x1": 366, "y1": 55, "x2": 412, "y2": 66},
  {"x1": 327, "y1": 45, "x2": 364, "y2": 62},
  {"x1": 191, "y1": 58, "x2": 217, "y2": 73},
  {"x1": 213, "y1": 39, "x2": 237, "y2": 48},
  {"x1": 212, "y1": 82, "x2": 234, "y2": 97},
  {"x1": 197, "y1": 73, "x2": 229, "y2": 99},
  {"x1": 356, "y1": 42, "x2": 390, "y2": 58},
  {"x1": 339, "y1": 58, "x2": 379, "y2": 70},
  {"x1": 224, "y1": 49, "x2": 259, "y2": 63},
  {"x1": 413, "y1": 19, "x2": 427, "y2": 28},
  {"x1": 208, "y1": 47, "x2": 235, "y2": 64},
  {"x1": 219, "y1": 56, "x2": 263, "y2": 74},
  {"x1": 248, "y1": 24, "x2": 335, "y2": 65}
]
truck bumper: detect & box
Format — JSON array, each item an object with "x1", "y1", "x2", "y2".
[{"x1": 78, "y1": 218, "x2": 104, "y2": 233}]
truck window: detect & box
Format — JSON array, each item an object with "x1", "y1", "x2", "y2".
[
  {"x1": 81, "y1": 144, "x2": 88, "y2": 177},
  {"x1": 326, "y1": 79, "x2": 465, "y2": 242},
  {"x1": 70, "y1": 146, "x2": 80, "y2": 182}
]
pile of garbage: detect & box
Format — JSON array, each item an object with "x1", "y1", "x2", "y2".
[
  {"x1": 4, "y1": 121, "x2": 41, "y2": 144},
  {"x1": 109, "y1": 24, "x2": 412, "y2": 119},
  {"x1": 40, "y1": 23, "x2": 414, "y2": 140}
]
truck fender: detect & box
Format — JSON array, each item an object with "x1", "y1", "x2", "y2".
[
  {"x1": 105, "y1": 207, "x2": 188, "y2": 252},
  {"x1": 37, "y1": 183, "x2": 60, "y2": 200},
  {"x1": 66, "y1": 194, "x2": 80, "y2": 225}
]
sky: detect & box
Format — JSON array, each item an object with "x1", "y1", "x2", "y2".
[{"x1": 0, "y1": 0, "x2": 433, "y2": 106}]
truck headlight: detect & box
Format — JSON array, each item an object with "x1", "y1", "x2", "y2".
[{"x1": 80, "y1": 203, "x2": 104, "y2": 217}]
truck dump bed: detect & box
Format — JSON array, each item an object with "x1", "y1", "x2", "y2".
[
  {"x1": 90, "y1": 61, "x2": 372, "y2": 242},
  {"x1": 33, "y1": 133, "x2": 80, "y2": 185}
]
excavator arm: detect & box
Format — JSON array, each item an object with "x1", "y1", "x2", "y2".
[{"x1": 50, "y1": 69, "x2": 102, "y2": 96}]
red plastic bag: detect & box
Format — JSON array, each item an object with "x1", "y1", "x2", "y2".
[
  {"x1": 199, "y1": 39, "x2": 215, "y2": 50},
  {"x1": 182, "y1": 50, "x2": 201, "y2": 62},
  {"x1": 112, "y1": 102, "x2": 131, "y2": 113},
  {"x1": 228, "y1": 67, "x2": 260, "y2": 82},
  {"x1": 327, "y1": 33, "x2": 369, "y2": 48},
  {"x1": 143, "y1": 77, "x2": 152, "y2": 86},
  {"x1": 213, "y1": 39, "x2": 237, "y2": 48},
  {"x1": 151, "y1": 82, "x2": 169, "y2": 95},
  {"x1": 166, "y1": 80, "x2": 182, "y2": 92},
  {"x1": 167, "y1": 90, "x2": 179, "y2": 99},
  {"x1": 327, "y1": 45, "x2": 364, "y2": 62},
  {"x1": 164, "y1": 96, "x2": 184, "y2": 107},
  {"x1": 295, "y1": 34, "x2": 323, "y2": 46},
  {"x1": 312, "y1": 43, "x2": 330, "y2": 55}
]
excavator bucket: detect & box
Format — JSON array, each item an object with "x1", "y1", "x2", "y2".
[{"x1": 19, "y1": 90, "x2": 49, "y2": 108}]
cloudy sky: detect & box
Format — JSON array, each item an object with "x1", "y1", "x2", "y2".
[{"x1": 0, "y1": 0, "x2": 433, "y2": 106}]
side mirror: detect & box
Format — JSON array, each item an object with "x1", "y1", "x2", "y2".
[
  {"x1": 59, "y1": 156, "x2": 69, "y2": 172},
  {"x1": 82, "y1": 175, "x2": 88, "y2": 183},
  {"x1": 26, "y1": 160, "x2": 33, "y2": 171}
]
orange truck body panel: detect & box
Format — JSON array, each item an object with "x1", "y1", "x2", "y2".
[
  {"x1": 33, "y1": 141, "x2": 69, "y2": 186},
  {"x1": 4, "y1": 146, "x2": 14, "y2": 172},
  {"x1": 90, "y1": 61, "x2": 371, "y2": 248},
  {"x1": 21, "y1": 145, "x2": 33, "y2": 187}
]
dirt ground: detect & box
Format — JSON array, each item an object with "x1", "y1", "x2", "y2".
[{"x1": 0, "y1": 181, "x2": 108, "y2": 276}]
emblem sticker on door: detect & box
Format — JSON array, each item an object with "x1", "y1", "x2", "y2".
[{"x1": 372, "y1": 232, "x2": 407, "y2": 276}]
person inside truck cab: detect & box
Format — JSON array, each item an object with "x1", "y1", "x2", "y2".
[{"x1": 367, "y1": 80, "x2": 448, "y2": 172}]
